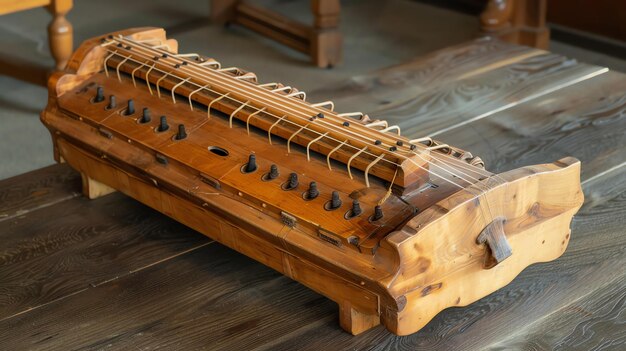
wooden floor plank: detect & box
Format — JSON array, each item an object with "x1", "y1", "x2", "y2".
[
  {"x1": 310, "y1": 38, "x2": 542, "y2": 114},
  {"x1": 0, "y1": 244, "x2": 338, "y2": 351},
  {"x1": 258, "y1": 169, "x2": 626, "y2": 350},
  {"x1": 0, "y1": 191, "x2": 209, "y2": 321},
  {"x1": 436, "y1": 71, "x2": 626, "y2": 180},
  {"x1": 379, "y1": 53, "x2": 607, "y2": 138},
  {"x1": 0, "y1": 164, "x2": 81, "y2": 222},
  {"x1": 485, "y1": 273, "x2": 626, "y2": 350}
]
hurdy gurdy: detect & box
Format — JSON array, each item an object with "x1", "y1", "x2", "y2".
[{"x1": 41, "y1": 28, "x2": 584, "y2": 335}]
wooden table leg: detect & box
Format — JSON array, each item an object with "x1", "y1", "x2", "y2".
[
  {"x1": 311, "y1": 0, "x2": 342, "y2": 68},
  {"x1": 47, "y1": 0, "x2": 73, "y2": 71},
  {"x1": 481, "y1": 0, "x2": 549, "y2": 49}
]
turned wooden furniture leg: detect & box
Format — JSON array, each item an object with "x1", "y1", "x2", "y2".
[
  {"x1": 81, "y1": 173, "x2": 116, "y2": 200},
  {"x1": 47, "y1": 0, "x2": 73, "y2": 71},
  {"x1": 481, "y1": 0, "x2": 549, "y2": 49},
  {"x1": 311, "y1": 0, "x2": 342, "y2": 68},
  {"x1": 338, "y1": 302, "x2": 380, "y2": 335},
  {"x1": 209, "y1": 0, "x2": 238, "y2": 24},
  {"x1": 210, "y1": 0, "x2": 342, "y2": 67}
]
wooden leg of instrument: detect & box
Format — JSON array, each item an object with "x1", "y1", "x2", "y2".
[
  {"x1": 210, "y1": 0, "x2": 239, "y2": 24},
  {"x1": 47, "y1": 0, "x2": 74, "y2": 71},
  {"x1": 81, "y1": 172, "x2": 116, "y2": 200},
  {"x1": 338, "y1": 301, "x2": 380, "y2": 335}
]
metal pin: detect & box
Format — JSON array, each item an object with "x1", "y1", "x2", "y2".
[{"x1": 268, "y1": 164, "x2": 279, "y2": 180}]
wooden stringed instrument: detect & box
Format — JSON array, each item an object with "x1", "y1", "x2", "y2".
[{"x1": 41, "y1": 28, "x2": 584, "y2": 336}]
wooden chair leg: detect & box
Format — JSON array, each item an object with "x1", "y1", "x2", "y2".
[
  {"x1": 480, "y1": 0, "x2": 549, "y2": 49},
  {"x1": 338, "y1": 302, "x2": 380, "y2": 335},
  {"x1": 311, "y1": 0, "x2": 342, "y2": 68},
  {"x1": 210, "y1": 0, "x2": 239, "y2": 24},
  {"x1": 47, "y1": 0, "x2": 73, "y2": 71}
]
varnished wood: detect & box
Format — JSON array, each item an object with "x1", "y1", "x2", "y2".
[
  {"x1": 0, "y1": 0, "x2": 73, "y2": 84},
  {"x1": 481, "y1": 0, "x2": 549, "y2": 49},
  {"x1": 0, "y1": 38, "x2": 623, "y2": 348},
  {"x1": 37, "y1": 28, "x2": 586, "y2": 336}
]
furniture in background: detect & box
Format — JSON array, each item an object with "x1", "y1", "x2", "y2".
[
  {"x1": 0, "y1": 0, "x2": 73, "y2": 85},
  {"x1": 480, "y1": 0, "x2": 548, "y2": 49},
  {"x1": 210, "y1": 0, "x2": 342, "y2": 68}
]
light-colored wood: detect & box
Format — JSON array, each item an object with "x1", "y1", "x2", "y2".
[
  {"x1": 41, "y1": 28, "x2": 585, "y2": 336},
  {"x1": 46, "y1": 0, "x2": 73, "y2": 71},
  {"x1": 0, "y1": 0, "x2": 73, "y2": 84},
  {"x1": 80, "y1": 172, "x2": 116, "y2": 199},
  {"x1": 339, "y1": 301, "x2": 380, "y2": 335}
]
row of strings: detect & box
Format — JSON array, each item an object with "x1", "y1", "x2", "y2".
[{"x1": 100, "y1": 35, "x2": 507, "y2": 215}]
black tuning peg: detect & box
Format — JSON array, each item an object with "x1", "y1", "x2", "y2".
[
  {"x1": 305, "y1": 181, "x2": 319, "y2": 200},
  {"x1": 140, "y1": 108, "x2": 151, "y2": 123},
  {"x1": 94, "y1": 86, "x2": 105, "y2": 103},
  {"x1": 330, "y1": 191, "x2": 342, "y2": 209},
  {"x1": 106, "y1": 95, "x2": 116, "y2": 109},
  {"x1": 268, "y1": 164, "x2": 279, "y2": 180},
  {"x1": 124, "y1": 99, "x2": 135, "y2": 115},
  {"x1": 175, "y1": 124, "x2": 187, "y2": 140},
  {"x1": 371, "y1": 205, "x2": 383, "y2": 221},
  {"x1": 157, "y1": 116, "x2": 169, "y2": 132},
  {"x1": 244, "y1": 154, "x2": 257, "y2": 173},
  {"x1": 351, "y1": 199, "x2": 362, "y2": 217},
  {"x1": 283, "y1": 173, "x2": 298, "y2": 190}
]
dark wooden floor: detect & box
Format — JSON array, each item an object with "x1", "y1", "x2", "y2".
[{"x1": 0, "y1": 39, "x2": 625, "y2": 350}]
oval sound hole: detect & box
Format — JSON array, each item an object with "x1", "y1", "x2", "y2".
[{"x1": 208, "y1": 146, "x2": 229, "y2": 157}]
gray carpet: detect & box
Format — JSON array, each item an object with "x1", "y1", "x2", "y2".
[{"x1": 0, "y1": 0, "x2": 624, "y2": 180}]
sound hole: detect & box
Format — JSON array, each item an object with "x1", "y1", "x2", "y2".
[{"x1": 208, "y1": 146, "x2": 229, "y2": 157}]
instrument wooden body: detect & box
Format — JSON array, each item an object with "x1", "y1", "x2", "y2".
[{"x1": 41, "y1": 28, "x2": 584, "y2": 336}]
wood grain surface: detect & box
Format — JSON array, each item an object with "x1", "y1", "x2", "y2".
[{"x1": 0, "y1": 39, "x2": 624, "y2": 349}]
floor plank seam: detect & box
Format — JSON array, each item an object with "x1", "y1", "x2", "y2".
[
  {"x1": 582, "y1": 161, "x2": 626, "y2": 186},
  {"x1": 0, "y1": 192, "x2": 81, "y2": 223},
  {"x1": 429, "y1": 68, "x2": 609, "y2": 137},
  {"x1": 481, "y1": 271, "x2": 626, "y2": 349},
  {"x1": 0, "y1": 240, "x2": 214, "y2": 324}
]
